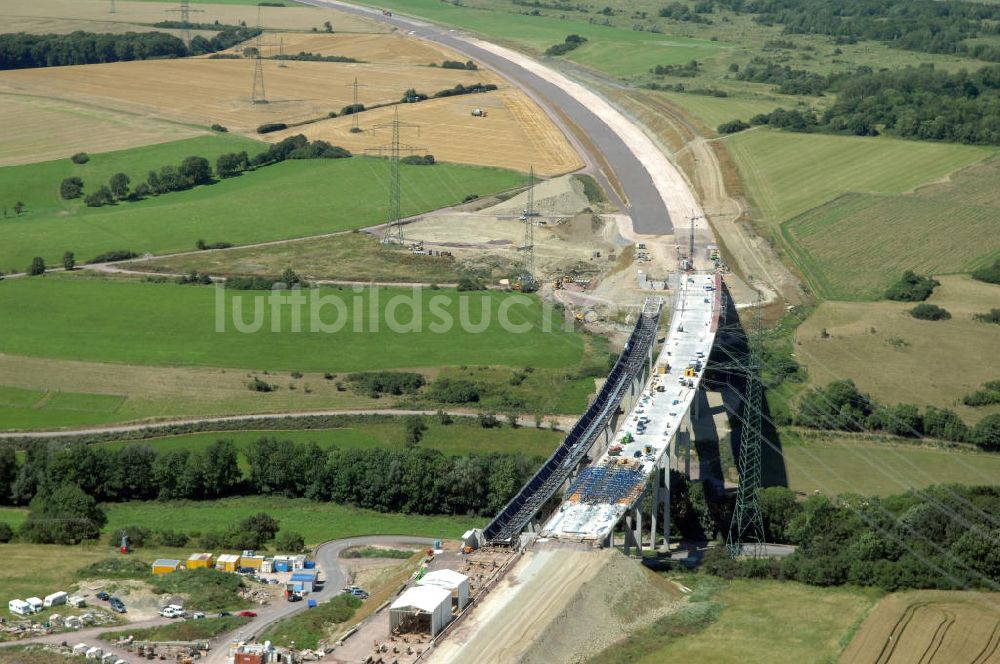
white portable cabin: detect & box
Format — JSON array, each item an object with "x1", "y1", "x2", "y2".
[
  {"x1": 44, "y1": 591, "x2": 68, "y2": 608},
  {"x1": 417, "y1": 569, "x2": 471, "y2": 610},
  {"x1": 72, "y1": 643, "x2": 89, "y2": 656},
  {"x1": 85, "y1": 646, "x2": 103, "y2": 659},
  {"x1": 389, "y1": 586, "x2": 452, "y2": 637},
  {"x1": 8, "y1": 599, "x2": 31, "y2": 616},
  {"x1": 292, "y1": 554, "x2": 307, "y2": 570},
  {"x1": 67, "y1": 595, "x2": 86, "y2": 608},
  {"x1": 25, "y1": 597, "x2": 43, "y2": 613}
]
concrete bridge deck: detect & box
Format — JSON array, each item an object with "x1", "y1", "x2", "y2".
[{"x1": 543, "y1": 271, "x2": 721, "y2": 545}]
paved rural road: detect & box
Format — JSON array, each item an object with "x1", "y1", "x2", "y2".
[
  {"x1": 0, "y1": 409, "x2": 572, "y2": 439},
  {"x1": 300, "y1": 0, "x2": 673, "y2": 235}
]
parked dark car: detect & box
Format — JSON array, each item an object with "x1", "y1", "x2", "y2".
[
  {"x1": 96, "y1": 591, "x2": 110, "y2": 601},
  {"x1": 287, "y1": 594, "x2": 302, "y2": 603},
  {"x1": 109, "y1": 597, "x2": 126, "y2": 613},
  {"x1": 218, "y1": 611, "x2": 233, "y2": 618}
]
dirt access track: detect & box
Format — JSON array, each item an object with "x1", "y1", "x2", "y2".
[{"x1": 428, "y1": 544, "x2": 681, "y2": 664}]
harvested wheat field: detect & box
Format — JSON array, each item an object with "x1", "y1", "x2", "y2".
[
  {"x1": 0, "y1": 0, "x2": 383, "y2": 34},
  {"x1": 0, "y1": 94, "x2": 206, "y2": 166},
  {"x1": 0, "y1": 58, "x2": 497, "y2": 135},
  {"x1": 251, "y1": 31, "x2": 468, "y2": 65},
  {"x1": 274, "y1": 88, "x2": 583, "y2": 176},
  {"x1": 840, "y1": 590, "x2": 1000, "y2": 664}
]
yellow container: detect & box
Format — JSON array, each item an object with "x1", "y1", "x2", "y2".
[
  {"x1": 187, "y1": 553, "x2": 214, "y2": 569},
  {"x1": 152, "y1": 559, "x2": 181, "y2": 575}
]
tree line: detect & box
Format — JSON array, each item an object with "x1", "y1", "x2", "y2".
[
  {"x1": 795, "y1": 379, "x2": 1000, "y2": 451},
  {"x1": 0, "y1": 27, "x2": 261, "y2": 70},
  {"x1": 61, "y1": 135, "x2": 350, "y2": 210},
  {"x1": 0, "y1": 435, "x2": 540, "y2": 518},
  {"x1": 700, "y1": 483, "x2": 1000, "y2": 591},
  {"x1": 722, "y1": 64, "x2": 1000, "y2": 145},
  {"x1": 712, "y1": 0, "x2": 1000, "y2": 62}
]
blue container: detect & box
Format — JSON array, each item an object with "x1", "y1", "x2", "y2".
[
  {"x1": 275, "y1": 562, "x2": 290, "y2": 572},
  {"x1": 307, "y1": 599, "x2": 317, "y2": 608},
  {"x1": 304, "y1": 560, "x2": 316, "y2": 569},
  {"x1": 434, "y1": 539, "x2": 441, "y2": 550}
]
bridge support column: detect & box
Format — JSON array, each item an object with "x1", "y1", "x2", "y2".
[
  {"x1": 623, "y1": 511, "x2": 640, "y2": 557},
  {"x1": 650, "y1": 458, "x2": 670, "y2": 553}
]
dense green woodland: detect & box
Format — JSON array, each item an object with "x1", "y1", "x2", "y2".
[
  {"x1": 716, "y1": 0, "x2": 1000, "y2": 61},
  {"x1": 0, "y1": 28, "x2": 260, "y2": 69},
  {"x1": 0, "y1": 435, "x2": 538, "y2": 541},
  {"x1": 729, "y1": 65, "x2": 1000, "y2": 144},
  {"x1": 699, "y1": 484, "x2": 1000, "y2": 591}
]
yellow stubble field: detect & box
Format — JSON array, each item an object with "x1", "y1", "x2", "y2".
[
  {"x1": 840, "y1": 590, "x2": 1000, "y2": 664},
  {"x1": 271, "y1": 87, "x2": 584, "y2": 176},
  {"x1": 0, "y1": 0, "x2": 384, "y2": 34},
  {"x1": 0, "y1": 57, "x2": 499, "y2": 135}
]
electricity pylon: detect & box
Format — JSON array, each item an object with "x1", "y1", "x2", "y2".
[
  {"x1": 367, "y1": 108, "x2": 422, "y2": 245},
  {"x1": 520, "y1": 166, "x2": 537, "y2": 288},
  {"x1": 726, "y1": 294, "x2": 767, "y2": 558},
  {"x1": 166, "y1": 0, "x2": 203, "y2": 45},
  {"x1": 347, "y1": 77, "x2": 366, "y2": 133}
]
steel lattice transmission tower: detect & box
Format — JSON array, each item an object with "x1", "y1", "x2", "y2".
[
  {"x1": 251, "y1": 9, "x2": 267, "y2": 104},
  {"x1": 367, "y1": 108, "x2": 422, "y2": 245},
  {"x1": 520, "y1": 166, "x2": 537, "y2": 284},
  {"x1": 348, "y1": 77, "x2": 366, "y2": 133},
  {"x1": 726, "y1": 294, "x2": 767, "y2": 558},
  {"x1": 110, "y1": 0, "x2": 116, "y2": 14},
  {"x1": 167, "y1": 0, "x2": 202, "y2": 45}
]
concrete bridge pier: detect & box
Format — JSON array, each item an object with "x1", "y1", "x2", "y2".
[
  {"x1": 649, "y1": 457, "x2": 670, "y2": 553},
  {"x1": 623, "y1": 502, "x2": 643, "y2": 557}
]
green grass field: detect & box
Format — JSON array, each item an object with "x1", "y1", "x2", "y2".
[
  {"x1": 779, "y1": 430, "x2": 1000, "y2": 497},
  {"x1": 353, "y1": 0, "x2": 729, "y2": 77},
  {"x1": 0, "y1": 138, "x2": 525, "y2": 270},
  {"x1": 134, "y1": 231, "x2": 467, "y2": 283},
  {"x1": 0, "y1": 276, "x2": 582, "y2": 372},
  {"x1": 783, "y1": 194, "x2": 1000, "y2": 299},
  {"x1": 93, "y1": 421, "x2": 561, "y2": 469},
  {"x1": 725, "y1": 129, "x2": 994, "y2": 231},
  {"x1": 633, "y1": 578, "x2": 877, "y2": 664},
  {"x1": 781, "y1": 155, "x2": 1000, "y2": 299},
  {"x1": 102, "y1": 496, "x2": 479, "y2": 544},
  {"x1": 0, "y1": 386, "x2": 127, "y2": 430}
]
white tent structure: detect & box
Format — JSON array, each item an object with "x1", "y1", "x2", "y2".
[
  {"x1": 417, "y1": 569, "x2": 471, "y2": 610},
  {"x1": 389, "y1": 586, "x2": 452, "y2": 637}
]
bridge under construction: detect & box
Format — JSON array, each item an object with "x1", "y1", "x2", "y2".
[{"x1": 478, "y1": 270, "x2": 721, "y2": 551}]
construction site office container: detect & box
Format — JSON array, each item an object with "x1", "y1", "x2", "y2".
[
  {"x1": 240, "y1": 555, "x2": 265, "y2": 570},
  {"x1": 43, "y1": 591, "x2": 68, "y2": 608},
  {"x1": 25, "y1": 597, "x2": 43, "y2": 612},
  {"x1": 151, "y1": 559, "x2": 181, "y2": 575},
  {"x1": 187, "y1": 553, "x2": 214, "y2": 569},
  {"x1": 292, "y1": 555, "x2": 307, "y2": 569},
  {"x1": 216, "y1": 554, "x2": 241, "y2": 572},
  {"x1": 289, "y1": 571, "x2": 317, "y2": 593},
  {"x1": 261, "y1": 559, "x2": 273, "y2": 573}
]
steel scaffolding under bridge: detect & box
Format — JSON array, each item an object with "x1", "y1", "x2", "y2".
[{"x1": 483, "y1": 298, "x2": 663, "y2": 544}]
